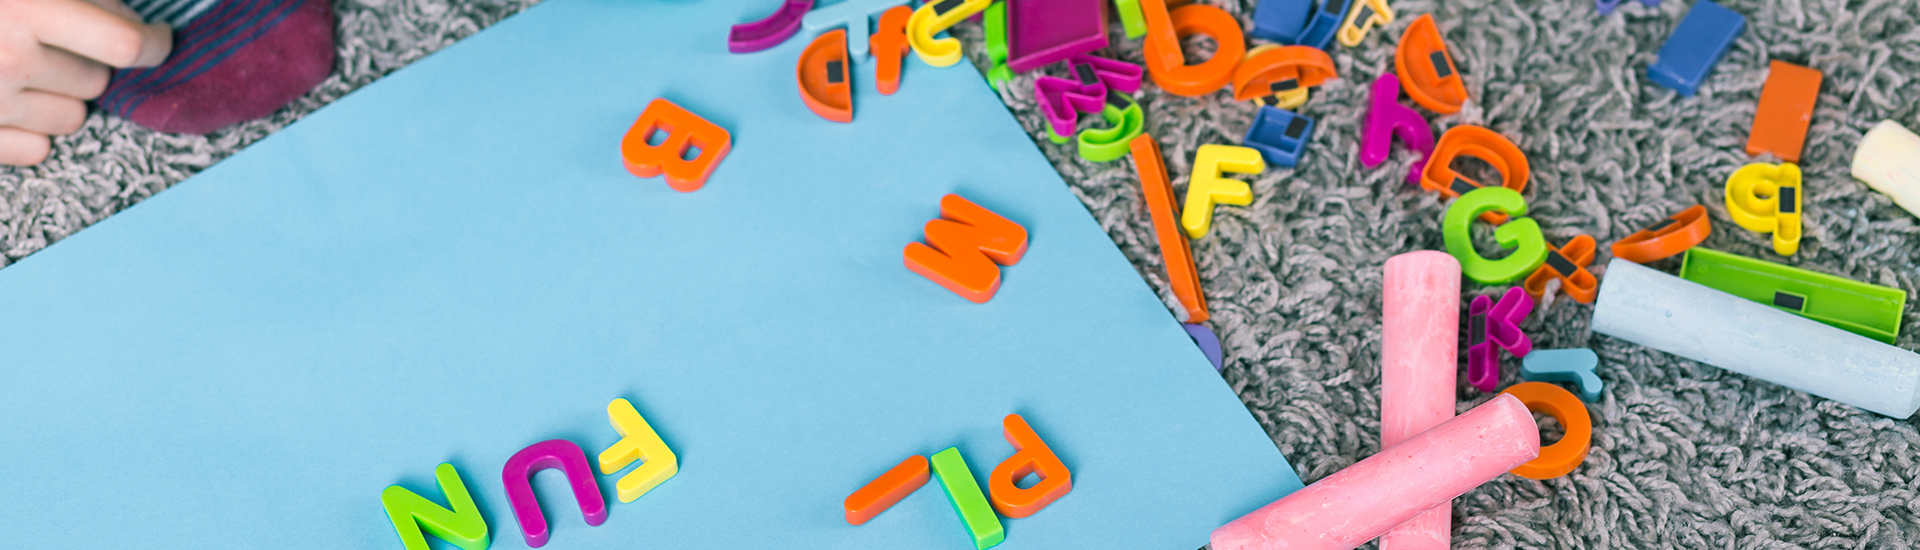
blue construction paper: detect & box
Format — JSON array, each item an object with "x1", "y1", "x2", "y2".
[{"x1": 0, "y1": 1, "x2": 1302, "y2": 549}]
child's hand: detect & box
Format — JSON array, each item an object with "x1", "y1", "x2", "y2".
[{"x1": 0, "y1": 0, "x2": 171, "y2": 166}]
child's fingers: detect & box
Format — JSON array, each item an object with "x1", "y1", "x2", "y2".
[
  {"x1": 0, "y1": 127, "x2": 52, "y2": 166},
  {"x1": 26, "y1": 46, "x2": 111, "y2": 100},
  {"x1": 0, "y1": 90, "x2": 86, "y2": 135},
  {"x1": 26, "y1": 0, "x2": 172, "y2": 68}
]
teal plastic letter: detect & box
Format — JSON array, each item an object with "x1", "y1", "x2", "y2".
[
  {"x1": 381, "y1": 463, "x2": 491, "y2": 550},
  {"x1": 1443, "y1": 187, "x2": 1547, "y2": 285}
]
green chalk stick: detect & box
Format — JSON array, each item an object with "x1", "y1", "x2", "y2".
[
  {"x1": 930, "y1": 447, "x2": 1005, "y2": 550},
  {"x1": 1680, "y1": 247, "x2": 1907, "y2": 344}
]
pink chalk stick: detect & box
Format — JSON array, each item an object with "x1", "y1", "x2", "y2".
[
  {"x1": 1210, "y1": 394, "x2": 1541, "y2": 550},
  {"x1": 1360, "y1": 73, "x2": 1436, "y2": 185},
  {"x1": 1379, "y1": 251, "x2": 1460, "y2": 550},
  {"x1": 729, "y1": 0, "x2": 813, "y2": 53},
  {"x1": 503, "y1": 439, "x2": 609, "y2": 548}
]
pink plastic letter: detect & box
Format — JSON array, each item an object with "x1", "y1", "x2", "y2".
[
  {"x1": 1379, "y1": 251, "x2": 1460, "y2": 550},
  {"x1": 1211, "y1": 394, "x2": 1541, "y2": 550},
  {"x1": 502, "y1": 439, "x2": 609, "y2": 548},
  {"x1": 1361, "y1": 73, "x2": 1436, "y2": 184}
]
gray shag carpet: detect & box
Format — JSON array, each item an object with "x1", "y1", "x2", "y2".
[{"x1": 8, "y1": 0, "x2": 1920, "y2": 547}]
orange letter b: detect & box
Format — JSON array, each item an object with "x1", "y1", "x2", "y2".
[{"x1": 622, "y1": 98, "x2": 732, "y2": 192}]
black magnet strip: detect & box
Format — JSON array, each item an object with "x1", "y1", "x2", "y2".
[
  {"x1": 1778, "y1": 187, "x2": 1797, "y2": 214},
  {"x1": 1449, "y1": 177, "x2": 1478, "y2": 196},
  {"x1": 826, "y1": 60, "x2": 844, "y2": 84},
  {"x1": 1470, "y1": 314, "x2": 1486, "y2": 346},
  {"x1": 1430, "y1": 51, "x2": 1453, "y2": 79},
  {"x1": 1106, "y1": 91, "x2": 1131, "y2": 110},
  {"x1": 1545, "y1": 250, "x2": 1578, "y2": 277},
  {"x1": 1284, "y1": 117, "x2": 1308, "y2": 140},
  {"x1": 1076, "y1": 64, "x2": 1098, "y2": 85},
  {"x1": 1643, "y1": 217, "x2": 1677, "y2": 233},
  {"x1": 934, "y1": 0, "x2": 963, "y2": 16},
  {"x1": 1271, "y1": 78, "x2": 1299, "y2": 92},
  {"x1": 1355, "y1": 5, "x2": 1375, "y2": 26},
  {"x1": 1773, "y1": 291, "x2": 1806, "y2": 311}
]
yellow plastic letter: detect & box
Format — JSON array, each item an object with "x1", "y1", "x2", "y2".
[
  {"x1": 1182, "y1": 144, "x2": 1267, "y2": 238},
  {"x1": 598, "y1": 398, "x2": 680, "y2": 503}
]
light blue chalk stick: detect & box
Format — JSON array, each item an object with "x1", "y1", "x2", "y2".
[{"x1": 1521, "y1": 348, "x2": 1603, "y2": 403}]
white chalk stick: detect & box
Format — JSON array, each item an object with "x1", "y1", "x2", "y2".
[
  {"x1": 1592, "y1": 259, "x2": 1920, "y2": 417},
  {"x1": 1852, "y1": 120, "x2": 1920, "y2": 219}
]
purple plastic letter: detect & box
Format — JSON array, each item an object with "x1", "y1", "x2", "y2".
[
  {"x1": 502, "y1": 439, "x2": 609, "y2": 548},
  {"x1": 1183, "y1": 323, "x2": 1225, "y2": 372},
  {"x1": 1069, "y1": 54, "x2": 1143, "y2": 94},
  {"x1": 1466, "y1": 287, "x2": 1534, "y2": 392},
  {"x1": 1360, "y1": 73, "x2": 1436, "y2": 184},
  {"x1": 729, "y1": 0, "x2": 814, "y2": 53},
  {"x1": 1035, "y1": 76, "x2": 1107, "y2": 138}
]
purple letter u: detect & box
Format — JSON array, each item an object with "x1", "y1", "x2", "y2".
[{"x1": 502, "y1": 439, "x2": 608, "y2": 548}]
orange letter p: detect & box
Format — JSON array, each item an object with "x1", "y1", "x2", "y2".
[{"x1": 986, "y1": 414, "x2": 1071, "y2": 518}]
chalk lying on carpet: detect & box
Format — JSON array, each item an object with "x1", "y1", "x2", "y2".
[
  {"x1": 1592, "y1": 259, "x2": 1920, "y2": 418},
  {"x1": 1210, "y1": 394, "x2": 1540, "y2": 550},
  {"x1": 1852, "y1": 120, "x2": 1920, "y2": 220},
  {"x1": 1378, "y1": 251, "x2": 1460, "y2": 550}
]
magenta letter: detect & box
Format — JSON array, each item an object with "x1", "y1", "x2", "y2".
[{"x1": 502, "y1": 439, "x2": 608, "y2": 548}]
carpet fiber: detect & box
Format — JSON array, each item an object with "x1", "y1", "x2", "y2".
[{"x1": 6, "y1": 0, "x2": 1920, "y2": 547}]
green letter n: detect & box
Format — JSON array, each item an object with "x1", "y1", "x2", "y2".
[{"x1": 382, "y1": 463, "x2": 491, "y2": 550}]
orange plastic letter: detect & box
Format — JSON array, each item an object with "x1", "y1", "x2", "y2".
[
  {"x1": 872, "y1": 5, "x2": 912, "y2": 95},
  {"x1": 844, "y1": 455, "x2": 930, "y2": 526},
  {"x1": 621, "y1": 98, "x2": 732, "y2": 192},
  {"x1": 1500, "y1": 381, "x2": 1591, "y2": 480},
  {"x1": 1131, "y1": 134, "x2": 1209, "y2": 323},
  {"x1": 904, "y1": 194, "x2": 1030, "y2": 303},
  {"x1": 986, "y1": 414, "x2": 1072, "y2": 519},
  {"x1": 1140, "y1": 0, "x2": 1245, "y2": 97}
]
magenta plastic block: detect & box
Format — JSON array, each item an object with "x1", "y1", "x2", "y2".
[
  {"x1": 1035, "y1": 75, "x2": 1106, "y2": 138},
  {"x1": 1360, "y1": 73, "x2": 1435, "y2": 185},
  {"x1": 1069, "y1": 54, "x2": 1143, "y2": 94},
  {"x1": 1006, "y1": 0, "x2": 1109, "y2": 73},
  {"x1": 1467, "y1": 287, "x2": 1534, "y2": 392},
  {"x1": 729, "y1": 0, "x2": 814, "y2": 53},
  {"x1": 502, "y1": 439, "x2": 609, "y2": 548}
]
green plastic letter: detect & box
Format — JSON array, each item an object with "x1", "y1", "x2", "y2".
[
  {"x1": 381, "y1": 463, "x2": 491, "y2": 550},
  {"x1": 930, "y1": 447, "x2": 1005, "y2": 550},
  {"x1": 1443, "y1": 187, "x2": 1547, "y2": 285},
  {"x1": 983, "y1": 2, "x2": 1012, "y2": 90},
  {"x1": 1078, "y1": 98, "x2": 1146, "y2": 163}
]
